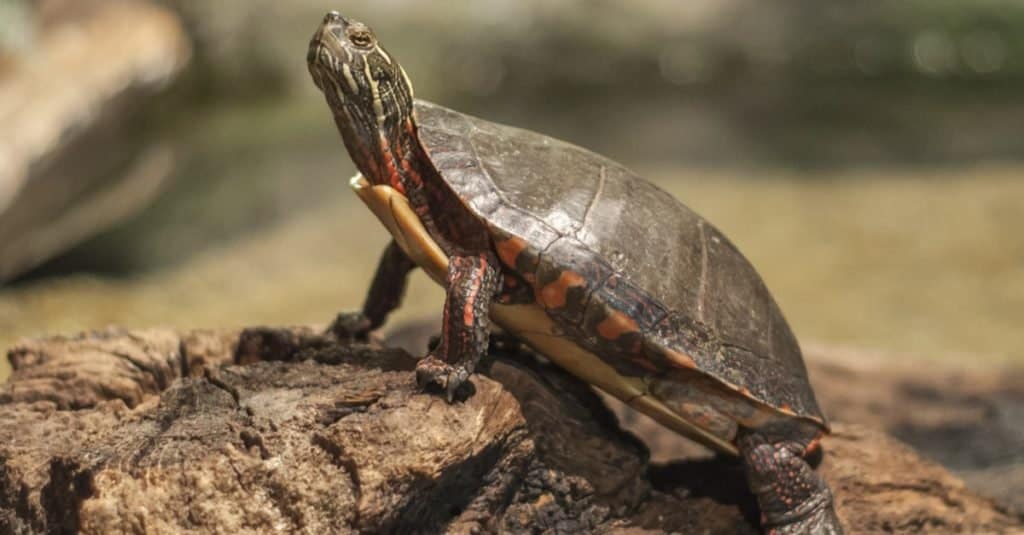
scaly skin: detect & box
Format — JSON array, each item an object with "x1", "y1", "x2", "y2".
[
  {"x1": 416, "y1": 252, "x2": 502, "y2": 400},
  {"x1": 327, "y1": 240, "x2": 414, "y2": 341},
  {"x1": 308, "y1": 11, "x2": 500, "y2": 398},
  {"x1": 308, "y1": 11, "x2": 844, "y2": 534},
  {"x1": 362, "y1": 240, "x2": 417, "y2": 330},
  {"x1": 739, "y1": 430, "x2": 843, "y2": 534}
]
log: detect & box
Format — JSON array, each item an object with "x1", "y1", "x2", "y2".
[{"x1": 1, "y1": 327, "x2": 1021, "y2": 534}]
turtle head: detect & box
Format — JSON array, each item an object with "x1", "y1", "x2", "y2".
[{"x1": 308, "y1": 12, "x2": 416, "y2": 180}]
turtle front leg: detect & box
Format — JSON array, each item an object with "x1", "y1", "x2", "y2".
[
  {"x1": 416, "y1": 252, "x2": 502, "y2": 401},
  {"x1": 738, "y1": 430, "x2": 844, "y2": 535},
  {"x1": 329, "y1": 240, "x2": 417, "y2": 339}
]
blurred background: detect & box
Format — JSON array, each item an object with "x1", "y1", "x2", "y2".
[
  {"x1": 2, "y1": 0, "x2": 1024, "y2": 515},
  {"x1": 1, "y1": 0, "x2": 1022, "y2": 380},
  {"x1": 2, "y1": 0, "x2": 1024, "y2": 512}
]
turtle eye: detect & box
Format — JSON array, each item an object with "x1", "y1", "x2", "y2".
[{"x1": 348, "y1": 29, "x2": 374, "y2": 49}]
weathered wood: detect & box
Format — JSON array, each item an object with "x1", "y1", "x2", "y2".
[{"x1": 1, "y1": 327, "x2": 1021, "y2": 534}]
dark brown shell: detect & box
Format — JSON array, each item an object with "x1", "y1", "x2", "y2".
[{"x1": 414, "y1": 100, "x2": 826, "y2": 428}]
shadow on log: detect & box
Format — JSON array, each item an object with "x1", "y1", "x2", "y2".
[{"x1": 1, "y1": 327, "x2": 1021, "y2": 534}]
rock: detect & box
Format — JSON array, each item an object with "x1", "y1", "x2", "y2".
[
  {"x1": 0, "y1": 0, "x2": 190, "y2": 281},
  {"x1": 2, "y1": 327, "x2": 1021, "y2": 533}
]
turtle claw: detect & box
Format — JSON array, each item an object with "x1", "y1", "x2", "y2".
[
  {"x1": 415, "y1": 355, "x2": 471, "y2": 402},
  {"x1": 327, "y1": 311, "x2": 373, "y2": 342},
  {"x1": 765, "y1": 503, "x2": 844, "y2": 535}
]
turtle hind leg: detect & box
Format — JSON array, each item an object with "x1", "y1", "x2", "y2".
[
  {"x1": 737, "y1": 428, "x2": 844, "y2": 535},
  {"x1": 328, "y1": 240, "x2": 417, "y2": 341}
]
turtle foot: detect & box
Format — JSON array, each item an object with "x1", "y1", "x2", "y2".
[
  {"x1": 327, "y1": 311, "x2": 373, "y2": 342},
  {"x1": 739, "y1": 431, "x2": 844, "y2": 535},
  {"x1": 415, "y1": 355, "x2": 472, "y2": 402},
  {"x1": 765, "y1": 503, "x2": 843, "y2": 535}
]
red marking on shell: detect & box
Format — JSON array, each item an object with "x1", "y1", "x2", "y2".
[
  {"x1": 495, "y1": 237, "x2": 528, "y2": 269},
  {"x1": 803, "y1": 435, "x2": 824, "y2": 457},
  {"x1": 596, "y1": 311, "x2": 639, "y2": 341},
  {"x1": 539, "y1": 271, "x2": 586, "y2": 309}
]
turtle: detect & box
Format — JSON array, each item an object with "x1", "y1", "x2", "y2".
[{"x1": 308, "y1": 11, "x2": 843, "y2": 534}]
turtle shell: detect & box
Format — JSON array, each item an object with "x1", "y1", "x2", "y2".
[{"x1": 412, "y1": 100, "x2": 827, "y2": 439}]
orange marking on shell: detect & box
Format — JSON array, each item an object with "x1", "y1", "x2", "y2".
[
  {"x1": 596, "y1": 311, "x2": 639, "y2": 341},
  {"x1": 663, "y1": 348, "x2": 698, "y2": 369},
  {"x1": 803, "y1": 434, "x2": 825, "y2": 457},
  {"x1": 539, "y1": 271, "x2": 586, "y2": 309},
  {"x1": 495, "y1": 237, "x2": 529, "y2": 269}
]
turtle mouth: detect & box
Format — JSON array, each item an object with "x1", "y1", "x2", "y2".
[
  {"x1": 307, "y1": 35, "x2": 350, "y2": 97},
  {"x1": 307, "y1": 34, "x2": 344, "y2": 69},
  {"x1": 315, "y1": 11, "x2": 350, "y2": 43},
  {"x1": 307, "y1": 12, "x2": 351, "y2": 71},
  {"x1": 306, "y1": 42, "x2": 326, "y2": 73}
]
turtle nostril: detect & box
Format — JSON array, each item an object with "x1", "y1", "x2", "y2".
[{"x1": 324, "y1": 11, "x2": 342, "y2": 24}]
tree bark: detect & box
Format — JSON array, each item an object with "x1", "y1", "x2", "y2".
[{"x1": 1, "y1": 327, "x2": 1020, "y2": 534}]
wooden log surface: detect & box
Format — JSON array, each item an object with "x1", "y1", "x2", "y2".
[{"x1": 1, "y1": 326, "x2": 1021, "y2": 534}]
